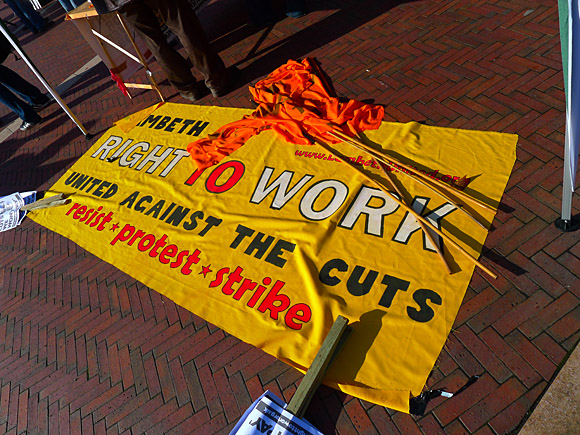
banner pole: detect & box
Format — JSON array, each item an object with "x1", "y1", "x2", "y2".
[
  {"x1": 0, "y1": 20, "x2": 93, "y2": 139},
  {"x1": 286, "y1": 316, "x2": 351, "y2": 419}
]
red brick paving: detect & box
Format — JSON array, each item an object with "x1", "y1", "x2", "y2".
[{"x1": 1, "y1": 0, "x2": 579, "y2": 433}]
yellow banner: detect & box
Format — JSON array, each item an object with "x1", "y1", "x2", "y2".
[{"x1": 30, "y1": 103, "x2": 517, "y2": 413}]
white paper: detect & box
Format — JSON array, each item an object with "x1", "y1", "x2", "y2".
[
  {"x1": 233, "y1": 394, "x2": 323, "y2": 435},
  {"x1": 0, "y1": 191, "x2": 36, "y2": 232}
]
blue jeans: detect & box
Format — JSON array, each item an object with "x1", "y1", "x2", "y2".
[
  {"x1": 57, "y1": 0, "x2": 85, "y2": 13},
  {"x1": 0, "y1": 65, "x2": 46, "y2": 123},
  {"x1": 4, "y1": 0, "x2": 48, "y2": 33}
]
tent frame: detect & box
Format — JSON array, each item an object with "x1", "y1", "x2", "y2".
[{"x1": 0, "y1": 20, "x2": 93, "y2": 139}]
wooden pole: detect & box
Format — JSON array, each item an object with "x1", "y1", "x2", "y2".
[
  {"x1": 374, "y1": 157, "x2": 453, "y2": 274},
  {"x1": 315, "y1": 139, "x2": 498, "y2": 279},
  {"x1": 115, "y1": 12, "x2": 165, "y2": 102},
  {"x1": 86, "y1": 17, "x2": 133, "y2": 99},
  {"x1": 286, "y1": 316, "x2": 351, "y2": 419},
  {"x1": 330, "y1": 130, "x2": 495, "y2": 213},
  {"x1": 21, "y1": 193, "x2": 69, "y2": 211},
  {"x1": 330, "y1": 131, "x2": 489, "y2": 230}
]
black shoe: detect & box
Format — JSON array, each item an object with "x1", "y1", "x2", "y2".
[
  {"x1": 31, "y1": 97, "x2": 51, "y2": 111},
  {"x1": 179, "y1": 82, "x2": 203, "y2": 102},
  {"x1": 19, "y1": 118, "x2": 41, "y2": 131},
  {"x1": 39, "y1": 21, "x2": 55, "y2": 33},
  {"x1": 209, "y1": 66, "x2": 241, "y2": 98}
]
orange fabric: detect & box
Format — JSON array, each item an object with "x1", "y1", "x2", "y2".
[{"x1": 187, "y1": 59, "x2": 385, "y2": 169}]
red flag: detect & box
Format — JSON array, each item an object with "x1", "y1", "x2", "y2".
[{"x1": 110, "y1": 70, "x2": 129, "y2": 97}]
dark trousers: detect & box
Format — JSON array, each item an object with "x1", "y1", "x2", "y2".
[
  {"x1": 4, "y1": 0, "x2": 47, "y2": 33},
  {"x1": 57, "y1": 0, "x2": 85, "y2": 13},
  {"x1": 0, "y1": 65, "x2": 45, "y2": 123},
  {"x1": 120, "y1": 0, "x2": 227, "y2": 92}
]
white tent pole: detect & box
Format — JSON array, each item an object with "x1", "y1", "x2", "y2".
[
  {"x1": 559, "y1": 27, "x2": 574, "y2": 229},
  {"x1": 0, "y1": 20, "x2": 93, "y2": 139},
  {"x1": 556, "y1": 0, "x2": 579, "y2": 231},
  {"x1": 558, "y1": 135, "x2": 574, "y2": 229}
]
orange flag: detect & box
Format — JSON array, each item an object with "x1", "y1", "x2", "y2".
[{"x1": 187, "y1": 59, "x2": 385, "y2": 169}]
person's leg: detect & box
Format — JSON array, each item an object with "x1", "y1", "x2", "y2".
[
  {"x1": 0, "y1": 82, "x2": 27, "y2": 120},
  {"x1": 0, "y1": 82, "x2": 41, "y2": 125},
  {"x1": 285, "y1": 0, "x2": 307, "y2": 18},
  {"x1": 58, "y1": 0, "x2": 85, "y2": 13},
  {"x1": 244, "y1": 0, "x2": 274, "y2": 27},
  {"x1": 10, "y1": 0, "x2": 48, "y2": 32},
  {"x1": 4, "y1": 0, "x2": 36, "y2": 32},
  {"x1": 148, "y1": 0, "x2": 228, "y2": 93},
  {"x1": 57, "y1": 0, "x2": 75, "y2": 13},
  {"x1": 0, "y1": 65, "x2": 48, "y2": 107},
  {"x1": 120, "y1": 2, "x2": 197, "y2": 93}
]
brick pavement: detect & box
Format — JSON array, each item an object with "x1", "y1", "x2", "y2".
[{"x1": 0, "y1": 0, "x2": 579, "y2": 433}]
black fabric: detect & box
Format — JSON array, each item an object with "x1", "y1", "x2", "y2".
[
  {"x1": 409, "y1": 375, "x2": 481, "y2": 416},
  {"x1": 0, "y1": 64, "x2": 45, "y2": 123},
  {"x1": 409, "y1": 390, "x2": 444, "y2": 416},
  {"x1": 90, "y1": 0, "x2": 136, "y2": 14},
  {"x1": 0, "y1": 24, "x2": 15, "y2": 64}
]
